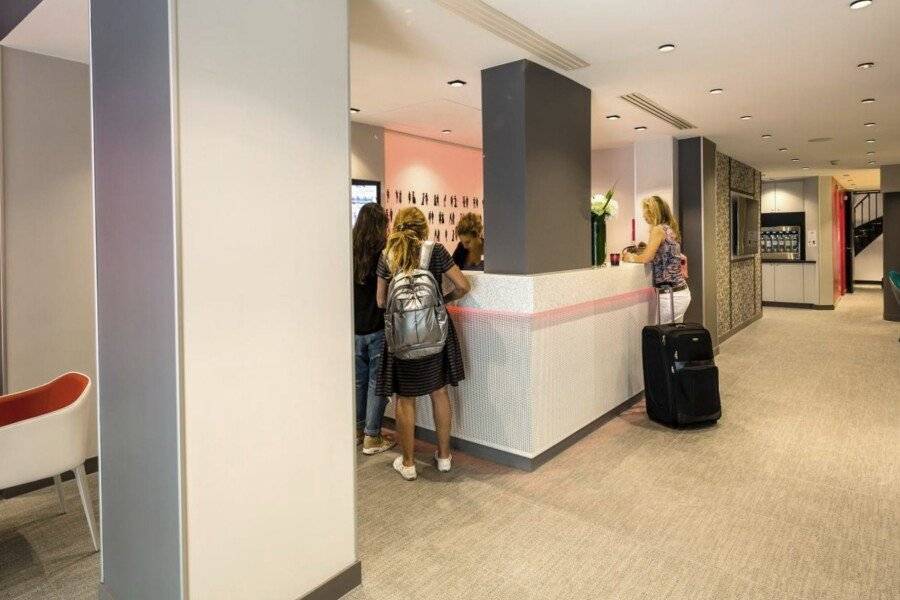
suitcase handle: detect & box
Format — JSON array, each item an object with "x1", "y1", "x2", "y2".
[{"x1": 656, "y1": 286, "x2": 676, "y2": 325}]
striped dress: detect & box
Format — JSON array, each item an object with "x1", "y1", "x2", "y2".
[
  {"x1": 375, "y1": 243, "x2": 466, "y2": 397},
  {"x1": 652, "y1": 224, "x2": 685, "y2": 287}
]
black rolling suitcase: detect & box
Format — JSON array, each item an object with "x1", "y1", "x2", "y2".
[{"x1": 642, "y1": 287, "x2": 721, "y2": 427}]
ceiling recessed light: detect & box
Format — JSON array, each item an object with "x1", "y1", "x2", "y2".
[
  {"x1": 447, "y1": 79, "x2": 466, "y2": 87},
  {"x1": 606, "y1": 114, "x2": 621, "y2": 120},
  {"x1": 803, "y1": 167, "x2": 811, "y2": 170},
  {"x1": 864, "y1": 122, "x2": 876, "y2": 127},
  {"x1": 740, "y1": 115, "x2": 753, "y2": 120},
  {"x1": 868, "y1": 160, "x2": 877, "y2": 165},
  {"x1": 849, "y1": 0, "x2": 873, "y2": 9},
  {"x1": 349, "y1": 107, "x2": 360, "y2": 114},
  {"x1": 791, "y1": 158, "x2": 800, "y2": 162},
  {"x1": 857, "y1": 61, "x2": 876, "y2": 69},
  {"x1": 634, "y1": 126, "x2": 648, "y2": 131},
  {"x1": 866, "y1": 139, "x2": 876, "y2": 143},
  {"x1": 441, "y1": 129, "x2": 452, "y2": 134},
  {"x1": 778, "y1": 148, "x2": 788, "y2": 152},
  {"x1": 861, "y1": 98, "x2": 876, "y2": 104},
  {"x1": 709, "y1": 88, "x2": 724, "y2": 95},
  {"x1": 658, "y1": 43, "x2": 676, "y2": 53},
  {"x1": 866, "y1": 151, "x2": 875, "y2": 155},
  {"x1": 762, "y1": 134, "x2": 773, "y2": 140}
]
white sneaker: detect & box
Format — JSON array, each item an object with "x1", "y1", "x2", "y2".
[
  {"x1": 434, "y1": 452, "x2": 452, "y2": 473},
  {"x1": 393, "y1": 456, "x2": 417, "y2": 481}
]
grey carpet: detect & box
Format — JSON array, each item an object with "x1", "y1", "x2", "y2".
[{"x1": 1, "y1": 288, "x2": 896, "y2": 599}]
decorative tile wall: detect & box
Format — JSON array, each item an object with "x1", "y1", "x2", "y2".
[{"x1": 715, "y1": 152, "x2": 762, "y2": 339}]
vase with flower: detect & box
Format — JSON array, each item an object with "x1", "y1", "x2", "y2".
[{"x1": 591, "y1": 188, "x2": 618, "y2": 265}]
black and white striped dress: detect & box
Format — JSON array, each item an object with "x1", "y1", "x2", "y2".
[{"x1": 375, "y1": 244, "x2": 466, "y2": 398}]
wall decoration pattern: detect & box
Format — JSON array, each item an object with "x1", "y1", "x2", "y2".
[
  {"x1": 715, "y1": 151, "x2": 762, "y2": 339},
  {"x1": 383, "y1": 130, "x2": 484, "y2": 253}
]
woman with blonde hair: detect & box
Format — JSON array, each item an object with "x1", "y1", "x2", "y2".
[
  {"x1": 376, "y1": 207, "x2": 470, "y2": 480},
  {"x1": 452, "y1": 212, "x2": 485, "y2": 271},
  {"x1": 623, "y1": 196, "x2": 691, "y2": 322}
]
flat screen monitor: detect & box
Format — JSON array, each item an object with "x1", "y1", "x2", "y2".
[{"x1": 351, "y1": 179, "x2": 381, "y2": 225}]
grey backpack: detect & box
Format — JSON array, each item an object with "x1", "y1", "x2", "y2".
[{"x1": 384, "y1": 241, "x2": 449, "y2": 360}]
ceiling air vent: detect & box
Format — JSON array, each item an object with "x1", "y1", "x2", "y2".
[
  {"x1": 619, "y1": 93, "x2": 696, "y2": 130},
  {"x1": 433, "y1": 0, "x2": 590, "y2": 71}
]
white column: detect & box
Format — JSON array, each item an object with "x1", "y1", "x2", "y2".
[
  {"x1": 633, "y1": 137, "x2": 676, "y2": 242},
  {"x1": 92, "y1": 1, "x2": 357, "y2": 599}
]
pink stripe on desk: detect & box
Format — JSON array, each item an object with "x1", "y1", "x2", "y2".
[{"x1": 448, "y1": 287, "x2": 655, "y2": 320}]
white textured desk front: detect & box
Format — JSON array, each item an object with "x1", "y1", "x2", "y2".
[{"x1": 389, "y1": 264, "x2": 655, "y2": 467}]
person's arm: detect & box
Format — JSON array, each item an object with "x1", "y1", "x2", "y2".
[
  {"x1": 376, "y1": 277, "x2": 388, "y2": 308},
  {"x1": 443, "y1": 265, "x2": 471, "y2": 302},
  {"x1": 624, "y1": 226, "x2": 664, "y2": 264}
]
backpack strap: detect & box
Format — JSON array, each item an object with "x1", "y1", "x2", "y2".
[{"x1": 419, "y1": 240, "x2": 435, "y2": 270}]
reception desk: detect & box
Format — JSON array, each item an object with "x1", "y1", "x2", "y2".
[{"x1": 389, "y1": 263, "x2": 656, "y2": 470}]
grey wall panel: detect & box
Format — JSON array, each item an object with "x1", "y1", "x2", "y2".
[
  {"x1": 0, "y1": 0, "x2": 42, "y2": 40},
  {"x1": 482, "y1": 60, "x2": 527, "y2": 274},
  {"x1": 350, "y1": 122, "x2": 384, "y2": 182},
  {"x1": 90, "y1": 1, "x2": 183, "y2": 598},
  {"x1": 483, "y1": 60, "x2": 591, "y2": 274}
]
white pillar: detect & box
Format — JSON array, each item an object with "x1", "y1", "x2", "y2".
[
  {"x1": 92, "y1": 1, "x2": 357, "y2": 599},
  {"x1": 633, "y1": 137, "x2": 676, "y2": 242}
]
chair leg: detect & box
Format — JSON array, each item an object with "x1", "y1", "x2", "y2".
[
  {"x1": 53, "y1": 474, "x2": 67, "y2": 513},
  {"x1": 74, "y1": 464, "x2": 100, "y2": 552}
]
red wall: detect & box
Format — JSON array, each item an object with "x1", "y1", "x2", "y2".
[
  {"x1": 832, "y1": 180, "x2": 846, "y2": 300},
  {"x1": 383, "y1": 130, "x2": 483, "y2": 247}
]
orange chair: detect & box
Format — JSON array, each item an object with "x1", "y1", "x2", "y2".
[{"x1": 0, "y1": 373, "x2": 98, "y2": 551}]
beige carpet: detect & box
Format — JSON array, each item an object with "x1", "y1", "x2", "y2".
[
  {"x1": 1, "y1": 289, "x2": 896, "y2": 599},
  {"x1": 349, "y1": 287, "x2": 899, "y2": 600}
]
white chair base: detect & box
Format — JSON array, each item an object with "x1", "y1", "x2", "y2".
[{"x1": 53, "y1": 464, "x2": 99, "y2": 552}]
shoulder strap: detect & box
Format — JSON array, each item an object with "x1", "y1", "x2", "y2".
[{"x1": 419, "y1": 241, "x2": 435, "y2": 270}]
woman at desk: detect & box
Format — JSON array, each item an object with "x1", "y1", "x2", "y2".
[
  {"x1": 622, "y1": 195, "x2": 691, "y2": 323},
  {"x1": 452, "y1": 213, "x2": 485, "y2": 271}
]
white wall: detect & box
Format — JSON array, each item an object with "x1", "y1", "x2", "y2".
[
  {"x1": 351, "y1": 121, "x2": 385, "y2": 182},
  {"x1": 634, "y1": 138, "x2": 676, "y2": 242},
  {"x1": 176, "y1": 1, "x2": 356, "y2": 599},
  {"x1": 1, "y1": 47, "x2": 97, "y2": 452},
  {"x1": 591, "y1": 145, "x2": 635, "y2": 255},
  {"x1": 854, "y1": 234, "x2": 883, "y2": 281}
]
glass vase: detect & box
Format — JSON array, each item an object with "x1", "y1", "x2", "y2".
[{"x1": 591, "y1": 213, "x2": 607, "y2": 266}]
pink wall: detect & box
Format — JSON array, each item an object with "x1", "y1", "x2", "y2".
[{"x1": 383, "y1": 130, "x2": 483, "y2": 247}]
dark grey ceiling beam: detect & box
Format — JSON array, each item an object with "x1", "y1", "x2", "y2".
[{"x1": 0, "y1": 0, "x2": 42, "y2": 42}]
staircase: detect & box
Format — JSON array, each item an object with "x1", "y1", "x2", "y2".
[{"x1": 852, "y1": 192, "x2": 883, "y2": 255}]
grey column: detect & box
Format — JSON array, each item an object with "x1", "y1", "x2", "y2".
[
  {"x1": 91, "y1": 1, "x2": 184, "y2": 598},
  {"x1": 882, "y1": 165, "x2": 900, "y2": 321},
  {"x1": 482, "y1": 59, "x2": 591, "y2": 274},
  {"x1": 677, "y1": 137, "x2": 718, "y2": 344}
]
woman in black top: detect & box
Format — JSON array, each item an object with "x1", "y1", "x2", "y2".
[
  {"x1": 376, "y1": 207, "x2": 470, "y2": 480},
  {"x1": 452, "y1": 212, "x2": 485, "y2": 271},
  {"x1": 353, "y1": 203, "x2": 394, "y2": 455}
]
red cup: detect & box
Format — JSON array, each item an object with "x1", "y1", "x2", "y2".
[{"x1": 610, "y1": 253, "x2": 621, "y2": 266}]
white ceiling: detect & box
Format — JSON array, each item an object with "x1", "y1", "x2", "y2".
[
  {"x1": 4, "y1": 0, "x2": 896, "y2": 190},
  {"x1": 0, "y1": 0, "x2": 88, "y2": 64}
]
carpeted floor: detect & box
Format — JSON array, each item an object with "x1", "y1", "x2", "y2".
[
  {"x1": 349, "y1": 287, "x2": 899, "y2": 600},
  {"x1": 1, "y1": 288, "x2": 896, "y2": 599}
]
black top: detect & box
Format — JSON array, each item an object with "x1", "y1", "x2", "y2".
[
  {"x1": 377, "y1": 242, "x2": 455, "y2": 282},
  {"x1": 354, "y1": 256, "x2": 384, "y2": 335},
  {"x1": 452, "y1": 241, "x2": 485, "y2": 271}
]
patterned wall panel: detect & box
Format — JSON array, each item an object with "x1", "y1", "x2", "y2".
[
  {"x1": 715, "y1": 153, "x2": 762, "y2": 338},
  {"x1": 714, "y1": 152, "x2": 732, "y2": 336}
]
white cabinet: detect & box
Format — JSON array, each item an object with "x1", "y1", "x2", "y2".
[
  {"x1": 762, "y1": 180, "x2": 805, "y2": 213},
  {"x1": 762, "y1": 262, "x2": 819, "y2": 305},
  {"x1": 762, "y1": 183, "x2": 777, "y2": 213},
  {"x1": 775, "y1": 181, "x2": 804, "y2": 213},
  {"x1": 762, "y1": 263, "x2": 775, "y2": 301},
  {"x1": 803, "y1": 263, "x2": 818, "y2": 304}
]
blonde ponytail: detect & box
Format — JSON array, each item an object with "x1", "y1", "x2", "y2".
[{"x1": 386, "y1": 207, "x2": 429, "y2": 274}]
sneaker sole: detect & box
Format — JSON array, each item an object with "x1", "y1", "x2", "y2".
[{"x1": 362, "y1": 442, "x2": 396, "y2": 455}]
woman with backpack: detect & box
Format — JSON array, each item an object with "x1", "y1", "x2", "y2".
[
  {"x1": 622, "y1": 195, "x2": 691, "y2": 323},
  {"x1": 376, "y1": 207, "x2": 470, "y2": 480},
  {"x1": 353, "y1": 203, "x2": 395, "y2": 455}
]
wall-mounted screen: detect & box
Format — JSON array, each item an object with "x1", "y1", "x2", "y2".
[
  {"x1": 351, "y1": 179, "x2": 381, "y2": 225},
  {"x1": 731, "y1": 190, "x2": 760, "y2": 259}
]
